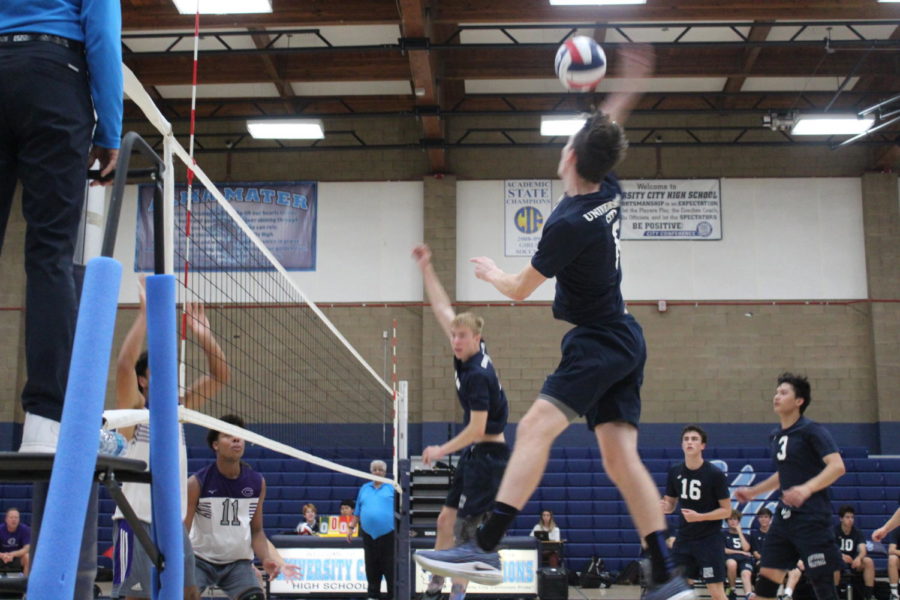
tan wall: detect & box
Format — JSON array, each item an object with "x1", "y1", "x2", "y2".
[{"x1": 1, "y1": 136, "x2": 897, "y2": 443}]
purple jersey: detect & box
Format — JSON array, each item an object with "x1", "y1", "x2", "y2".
[
  {"x1": 0, "y1": 523, "x2": 30, "y2": 552},
  {"x1": 189, "y1": 462, "x2": 264, "y2": 564}
]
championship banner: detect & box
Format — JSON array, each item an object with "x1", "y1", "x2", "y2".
[
  {"x1": 619, "y1": 179, "x2": 721, "y2": 240},
  {"x1": 135, "y1": 181, "x2": 317, "y2": 271},
  {"x1": 271, "y1": 546, "x2": 385, "y2": 595},
  {"x1": 504, "y1": 180, "x2": 552, "y2": 257}
]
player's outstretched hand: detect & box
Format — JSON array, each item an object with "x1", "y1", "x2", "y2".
[
  {"x1": 872, "y1": 526, "x2": 888, "y2": 542},
  {"x1": 185, "y1": 302, "x2": 212, "y2": 339},
  {"x1": 412, "y1": 244, "x2": 432, "y2": 270},
  {"x1": 280, "y1": 562, "x2": 302, "y2": 582},
  {"x1": 470, "y1": 256, "x2": 499, "y2": 282},
  {"x1": 781, "y1": 484, "x2": 811, "y2": 508},
  {"x1": 734, "y1": 487, "x2": 754, "y2": 503}
]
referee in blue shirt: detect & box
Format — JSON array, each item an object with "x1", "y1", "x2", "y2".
[
  {"x1": 349, "y1": 460, "x2": 395, "y2": 600},
  {"x1": 1, "y1": 0, "x2": 122, "y2": 452}
]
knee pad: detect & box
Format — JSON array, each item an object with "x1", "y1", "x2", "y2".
[
  {"x1": 755, "y1": 575, "x2": 781, "y2": 598},
  {"x1": 809, "y1": 571, "x2": 839, "y2": 600},
  {"x1": 236, "y1": 588, "x2": 266, "y2": 600}
]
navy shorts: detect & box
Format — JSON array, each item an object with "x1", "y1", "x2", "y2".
[
  {"x1": 540, "y1": 314, "x2": 646, "y2": 430},
  {"x1": 445, "y1": 442, "x2": 510, "y2": 518},
  {"x1": 672, "y1": 532, "x2": 727, "y2": 583},
  {"x1": 759, "y1": 509, "x2": 842, "y2": 576},
  {"x1": 726, "y1": 555, "x2": 755, "y2": 573}
]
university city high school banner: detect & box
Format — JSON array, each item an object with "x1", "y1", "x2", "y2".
[
  {"x1": 135, "y1": 181, "x2": 317, "y2": 271},
  {"x1": 619, "y1": 179, "x2": 721, "y2": 240},
  {"x1": 504, "y1": 180, "x2": 552, "y2": 257}
]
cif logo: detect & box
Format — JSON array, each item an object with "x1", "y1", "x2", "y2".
[{"x1": 514, "y1": 206, "x2": 544, "y2": 234}]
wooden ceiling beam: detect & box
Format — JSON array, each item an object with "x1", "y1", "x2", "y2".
[
  {"x1": 395, "y1": 0, "x2": 446, "y2": 171},
  {"x1": 721, "y1": 22, "x2": 771, "y2": 107},
  {"x1": 123, "y1": 0, "x2": 400, "y2": 29},
  {"x1": 249, "y1": 28, "x2": 296, "y2": 111},
  {"x1": 433, "y1": 0, "x2": 900, "y2": 23}
]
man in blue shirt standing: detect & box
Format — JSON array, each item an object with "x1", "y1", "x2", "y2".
[
  {"x1": 412, "y1": 46, "x2": 692, "y2": 600},
  {"x1": 1, "y1": 0, "x2": 123, "y2": 453},
  {"x1": 349, "y1": 460, "x2": 395, "y2": 600}
]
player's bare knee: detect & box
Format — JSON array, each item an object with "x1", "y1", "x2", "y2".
[{"x1": 436, "y1": 508, "x2": 456, "y2": 533}]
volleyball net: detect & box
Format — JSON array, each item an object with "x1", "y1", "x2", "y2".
[{"x1": 108, "y1": 65, "x2": 402, "y2": 487}]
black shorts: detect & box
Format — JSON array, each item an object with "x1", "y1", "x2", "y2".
[
  {"x1": 672, "y1": 532, "x2": 727, "y2": 583},
  {"x1": 444, "y1": 442, "x2": 510, "y2": 518},
  {"x1": 759, "y1": 509, "x2": 842, "y2": 576},
  {"x1": 540, "y1": 314, "x2": 646, "y2": 430},
  {"x1": 726, "y1": 555, "x2": 755, "y2": 573}
]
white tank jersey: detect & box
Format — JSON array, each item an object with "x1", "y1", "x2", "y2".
[
  {"x1": 189, "y1": 462, "x2": 263, "y2": 564},
  {"x1": 112, "y1": 422, "x2": 189, "y2": 523}
]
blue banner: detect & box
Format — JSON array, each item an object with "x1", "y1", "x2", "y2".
[{"x1": 135, "y1": 181, "x2": 317, "y2": 271}]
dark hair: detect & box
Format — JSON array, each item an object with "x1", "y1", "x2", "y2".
[
  {"x1": 135, "y1": 351, "x2": 149, "y2": 394},
  {"x1": 340, "y1": 499, "x2": 356, "y2": 509},
  {"x1": 207, "y1": 414, "x2": 245, "y2": 449},
  {"x1": 777, "y1": 372, "x2": 812, "y2": 413},
  {"x1": 838, "y1": 504, "x2": 855, "y2": 518},
  {"x1": 571, "y1": 112, "x2": 628, "y2": 183},
  {"x1": 757, "y1": 507, "x2": 772, "y2": 518},
  {"x1": 681, "y1": 424, "x2": 707, "y2": 445}
]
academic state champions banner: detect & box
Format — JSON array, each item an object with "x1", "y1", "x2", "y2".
[
  {"x1": 504, "y1": 180, "x2": 552, "y2": 257},
  {"x1": 135, "y1": 181, "x2": 317, "y2": 271}
]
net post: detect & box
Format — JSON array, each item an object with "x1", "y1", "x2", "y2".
[
  {"x1": 398, "y1": 380, "x2": 408, "y2": 461},
  {"x1": 395, "y1": 457, "x2": 412, "y2": 600}
]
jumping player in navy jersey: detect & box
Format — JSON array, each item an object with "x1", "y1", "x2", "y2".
[
  {"x1": 414, "y1": 46, "x2": 693, "y2": 600},
  {"x1": 662, "y1": 426, "x2": 731, "y2": 600},
  {"x1": 735, "y1": 373, "x2": 846, "y2": 600},
  {"x1": 185, "y1": 415, "x2": 299, "y2": 600},
  {"x1": 411, "y1": 244, "x2": 510, "y2": 596}
]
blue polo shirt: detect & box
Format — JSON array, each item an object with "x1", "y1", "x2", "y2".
[
  {"x1": 355, "y1": 481, "x2": 394, "y2": 540},
  {"x1": 1, "y1": 0, "x2": 123, "y2": 148}
]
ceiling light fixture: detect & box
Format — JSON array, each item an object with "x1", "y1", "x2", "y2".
[
  {"x1": 790, "y1": 115, "x2": 875, "y2": 136},
  {"x1": 247, "y1": 119, "x2": 324, "y2": 140},
  {"x1": 540, "y1": 115, "x2": 587, "y2": 136},
  {"x1": 172, "y1": 0, "x2": 272, "y2": 15},
  {"x1": 549, "y1": 0, "x2": 646, "y2": 5}
]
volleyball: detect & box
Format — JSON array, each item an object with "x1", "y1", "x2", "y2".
[{"x1": 554, "y1": 36, "x2": 607, "y2": 91}]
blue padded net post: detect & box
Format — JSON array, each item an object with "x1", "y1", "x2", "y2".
[
  {"x1": 26, "y1": 257, "x2": 122, "y2": 600},
  {"x1": 146, "y1": 274, "x2": 184, "y2": 599}
]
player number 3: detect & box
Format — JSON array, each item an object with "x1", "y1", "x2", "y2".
[{"x1": 776, "y1": 435, "x2": 788, "y2": 461}]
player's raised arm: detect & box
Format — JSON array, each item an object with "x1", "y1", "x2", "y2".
[
  {"x1": 182, "y1": 302, "x2": 230, "y2": 410},
  {"x1": 413, "y1": 244, "x2": 456, "y2": 339},
  {"x1": 598, "y1": 44, "x2": 655, "y2": 127}
]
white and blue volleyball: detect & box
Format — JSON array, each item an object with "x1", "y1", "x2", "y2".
[{"x1": 554, "y1": 36, "x2": 607, "y2": 91}]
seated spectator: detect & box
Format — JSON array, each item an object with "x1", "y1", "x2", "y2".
[
  {"x1": 296, "y1": 503, "x2": 321, "y2": 535},
  {"x1": 724, "y1": 509, "x2": 754, "y2": 600},
  {"x1": 531, "y1": 509, "x2": 562, "y2": 567},
  {"x1": 834, "y1": 505, "x2": 875, "y2": 600},
  {"x1": 340, "y1": 499, "x2": 355, "y2": 517},
  {"x1": 0, "y1": 508, "x2": 30, "y2": 576},
  {"x1": 887, "y1": 527, "x2": 898, "y2": 600}
]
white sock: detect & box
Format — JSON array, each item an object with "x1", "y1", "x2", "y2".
[
  {"x1": 19, "y1": 412, "x2": 60, "y2": 453},
  {"x1": 890, "y1": 583, "x2": 897, "y2": 595},
  {"x1": 784, "y1": 587, "x2": 793, "y2": 598}
]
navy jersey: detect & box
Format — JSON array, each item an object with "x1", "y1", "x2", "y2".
[
  {"x1": 530, "y1": 174, "x2": 626, "y2": 327},
  {"x1": 835, "y1": 525, "x2": 865, "y2": 556},
  {"x1": 453, "y1": 341, "x2": 508, "y2": 435},
  {"x1": 725, "y1": 531, "x2": 750, "y2": 554},
  {"x1": 750, "y1": 529, "x2": 768, "y2": 555},
  {"x1": 769, "y1": 417, "x2": 839, "y2": 515},
  {"x1": 666, "y1": 460, "x2": 730, "y2": 541}
]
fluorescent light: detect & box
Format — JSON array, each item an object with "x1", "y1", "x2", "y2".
[
  {"x1": 172, "y1": 0, "x2": 272, "y2": 14},
  {"x1": 541, "y1": 115, "x2": 587, "y2": 136},
  {"x1": 791, "y1": 115, "x2": 875, "y2": 136},
  {"x1": 247, "y1": 119, "x2": 324, "y2": 140},
  {"x1": 549, "y1": 0, "x2": 646, "y2": 5},
  {"x1": 878, "y1": 0, "x2": 900, "y2": 3}
]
